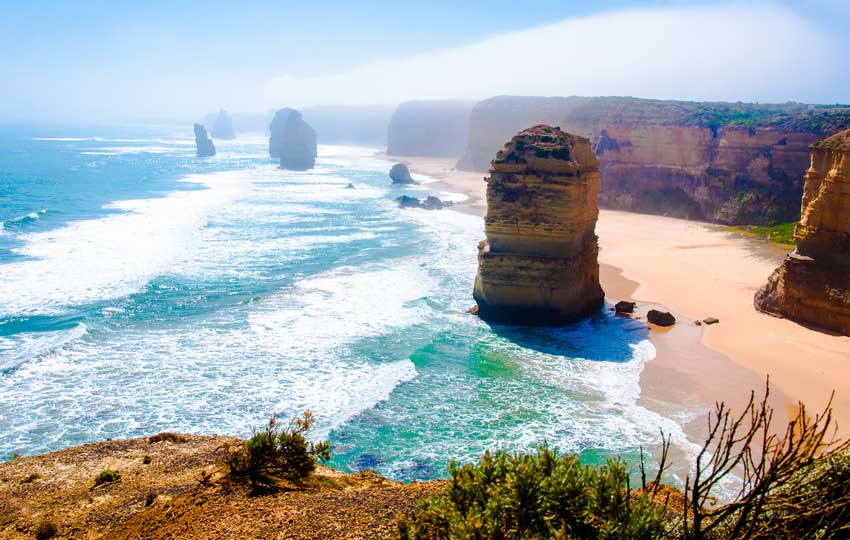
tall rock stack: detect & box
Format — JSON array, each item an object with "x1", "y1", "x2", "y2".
[
  {"x1": 473, "y1": 125, "x2": 605, "y2": 324},
  {"x1": 755, "y1": 129, "x2": 850, "y2": 335},
  {"x1": 210, "y1": 109, "x2": 236, "y2": 140},
  {"x1": 268, "y1": 108, "x2": 317, "y2": 170},
  {"x1": 193, "y1": 123, "x2": 216, "y2": 157}
]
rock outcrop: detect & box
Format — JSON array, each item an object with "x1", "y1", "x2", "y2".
[
  {"x1": 458, "y1": 96, "x2": 850, "y2": 224},
  {"x1": 268, "y1": 108, "x2": 317, "y2": 170},
  {"x1": 394, "y1": 195, "x2": 446, "y2": 210},
  {"x1": 209, "y1": 109, "x2": 236, "y2": 140},
  {"x1": 386, "y1": 100, "x2": 475, "y2": 157},
  {"x1": 193, "y1": 123, "x2": 215, "y2": 157},
  {"x1": 389, "y1": 163, "x2": 415, "y2": 184},
  {"x1": 473, "y1": 126, "x2": 604, "y2": 324},
  {"x1": 647, "y1": 310, "x2": 676, "y2": 327},
  {"x1": 755, "y1": 129, "x2": 850, "y2": 336}
]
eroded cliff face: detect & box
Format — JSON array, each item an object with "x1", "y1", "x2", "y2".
[
  {"x1": 386, "y1": 100, "x2": 475, "y2": 157},
  {"x1": 269, "y1": 108, "x2": 317, "y2": 170},
  {"x1": 458, "y1": 96, "x2": 850, "y2": 224},
  {"x1": 755, "y1": 129, "x2": 850, "y2": 336},
  {"x1": 473, "y1": 126, "x2": 604, "y2": 324}
]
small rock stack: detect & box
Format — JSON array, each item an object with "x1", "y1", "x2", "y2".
[
  {"x1": 755, "y1": 128, "x2": 850, "y2": 335},
  {"x1": 193, "y1": 123, "x2": 216, "y2": 157},
  {"x1": 473, "y1": 125, "x2": 604, "y2": 324}
]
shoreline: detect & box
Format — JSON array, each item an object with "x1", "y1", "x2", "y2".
[{"x1": 385, "y1": 154, "x2": 850, "y2": 438}]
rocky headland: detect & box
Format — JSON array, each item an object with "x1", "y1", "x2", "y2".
[
  {"x1": 193, "y1": 123, "x2": 215, "y2": 157},
  {"x1": 451, "y1": 96, "x2": 850, "y2": 224},
  {"x1": 206, "y1": 109, "x2": 236, "y2": 140},
  {"x1": 269, "y1": 108, "x2": 317, "y2": 170},
  {"x1": 0, "y1": 435, "x2": 441, "y2": 540},
  {"x1": 755, "y1": 129, "x2": 850, "y2": 336},
  {"x1": 473, "y1": 125, "x2": 605, "y2": 324},
  {"x1": 386, "y1": 100, "x2": 475, "y2": 157}
]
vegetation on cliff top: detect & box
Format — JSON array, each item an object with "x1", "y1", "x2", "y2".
[
  {"x1": 724, "y1": 222, "x2": 796, "y2": 246},
  {"x1": 399, "y1": 381, "x2": 850, "y2": 540}
]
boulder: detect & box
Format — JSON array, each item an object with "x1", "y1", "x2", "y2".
[
  {"x1": 395, "y1": 195, "x2": 421, "y2": 208},
  {"x1": 615, "y1": 301, "x2": 636, "y2": 314},
  {"x1": 702, "y1": 317, "x2": 720, "y2": 325},
  {"x1": 269, "y1": 108, "x2": 317, "y2": 170},
  {"x1": 473, "y1": 125, "x2": 605, "y2": 324},
  {"x1": 647, "y1": 310, "x2": 676, "y2": 327},
  {"x1": 422, "y1": 196, "x2": 444, "y2": 210},
  {"x1": 345, "y1": 183, "x2": 355, "y2": 189},
  {"x1": 389, "y1": 163, "x2": 416, "y2": 184},
  {"x1": 193, "y1": 123, "x2": 215, "y2": 157},
  {"x1": 755, "y1": 129, "x2": 850, "y2": 336}
]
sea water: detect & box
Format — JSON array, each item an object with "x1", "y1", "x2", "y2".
[{"x1": 0, "y1": 127, "x2": 693, "y2": 480}]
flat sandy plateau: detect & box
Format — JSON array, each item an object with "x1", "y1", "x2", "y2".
[{"x1": 386, "y1": 154, "x2": 850, "y2": 437}]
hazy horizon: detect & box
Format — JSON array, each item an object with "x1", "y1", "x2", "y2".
[{"x1": 2, "y1": 0, "x2": 849, "y2": 125}]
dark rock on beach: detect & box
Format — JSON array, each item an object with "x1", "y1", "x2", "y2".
[
  {"x1": 647, "y1": 309, "x2": 676, "y2": 327},
  {"x1": 614, "y1": 301, "x2": 636, "y2": 314},
  {"x1": 193, "y1": 123, "x2": 215, "y2": 157}
]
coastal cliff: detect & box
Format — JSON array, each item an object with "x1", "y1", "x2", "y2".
[
  {"x1": 755, "y1": 129, "x2": 850, "y2": 336},
  {"x1": 386, "y1": 100, "x2": 474, "y2": 157},
  {"x1": 473, "y1": 125, "x2": 604, "y2": 324},
  {"x1": 269, "y1": 108, "x2": 317, "y2": 170},
  {"x1": 0, "y1": 435, "x2": 440, "y2": 540},
  {"x1": 457, "y1": 96, "x2": 850, "y2": 224},
  {"x1": 193, "y1": 123, "x2": 215, "y2": 157}
]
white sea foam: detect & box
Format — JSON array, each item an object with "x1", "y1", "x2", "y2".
[{"x1": 0, "y1": 172, "x2": 249, "y2": 316}]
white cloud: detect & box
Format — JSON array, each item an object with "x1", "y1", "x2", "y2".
[{"x1": 262, "y1": 4, "x2": 845, "y2": 107}]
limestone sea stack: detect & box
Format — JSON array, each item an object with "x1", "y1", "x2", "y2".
[
  {"x1": 755, "y1": 129, "x2": 850, "y2": 335},
  {"x1": 193, "y1": 123, "x2": 216, "y2": 157},
  {"x1": 268, "y1": 108, "x2": 317, "y2": 170},
  {"x1": 210, "y1": 109, "x2": 236, "y2": 140},
  {"x1": 473, "y1": 125, "x2": 604, "y2": 324}
]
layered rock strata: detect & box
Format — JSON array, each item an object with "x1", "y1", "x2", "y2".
[
  {"x1": 755, "y1": 129, "x2": 850, "y2": 335},
  {"x1": 457, "y1": 96, "x2": 850, "y2": 224},
  {"x1": 268, "y1": 108, "x2": 317, "y2": 170},
  {"x1": 193, "y1": 123, "x2": 215, "y2": 157},
  {"x1": 473, "y1": 125, "x2": 604, "y2": 324}
]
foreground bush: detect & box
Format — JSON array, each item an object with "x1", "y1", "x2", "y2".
[
  {"x1": 225, "y1": 410, "x2": 331, "y2": 492},
  {"x1": 396, "y1": 447, "x2": 666, "y2": 540}
]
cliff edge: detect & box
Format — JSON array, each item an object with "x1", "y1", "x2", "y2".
[{"x1": 755, "y1": 129, "x2": 850, "y2": 336}]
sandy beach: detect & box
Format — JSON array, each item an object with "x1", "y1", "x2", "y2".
[{"x1": 387, "y1": 154, "x2": 850, "y2": 436}]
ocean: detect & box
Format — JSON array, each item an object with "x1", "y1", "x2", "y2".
[{"x1": 0, "y1": 127, "x2": 691, "y2": 481}]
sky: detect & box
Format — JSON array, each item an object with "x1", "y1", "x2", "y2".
[{"x1": 0, "y1": 0, "x2": 848, "y2": 124}]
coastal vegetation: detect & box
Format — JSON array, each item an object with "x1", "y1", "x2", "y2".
[
  {"x1": 223, "y1": 410, "x2": 331, "y2": 493},
  {"x1": 724, "y1": 222, "x2": 796, "y2": 246},
  {"x1": 398, "y1": 382, "x2": 850, "y2": 540}
]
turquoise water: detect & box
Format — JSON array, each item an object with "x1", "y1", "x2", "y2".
[{"x1": 0, "y1": 127, "x2": 690, "y2": 480}]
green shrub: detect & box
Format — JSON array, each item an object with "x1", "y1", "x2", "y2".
[
  {"x1": 396, "y1": 447, "x2": 666, "y2": 540},
  {"x1": 225, "y1": 411, "x2": 331, "y2": 493},
  {"x1": 93, "y1": 469, "x2": 121, "y2": 486}
]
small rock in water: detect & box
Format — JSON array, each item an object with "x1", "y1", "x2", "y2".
[
  {"x1": 395, "y1": 195, "x2": 421, "y2": 208},
  {"x1": 389, "y1": 163, "x2": 416, "y2": 184},
  {"x1": 614, "y1": 301, "x2": 636, "y2": 314},
  {"x1": 345, "y1": 183, "x2": 355, "y2": 189},
  {"x1": 647, "y1": 309, "x2": 676, "y2": 327},
  {"x1": 695, "y1": 320, "x2": 702, "y2": 326},
  {"x1": 703, "y1": 317, "x2": 720, "y2": 325},
  {"x1": 422, "y1": 196, "x2": 444, "y2": 210}
]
